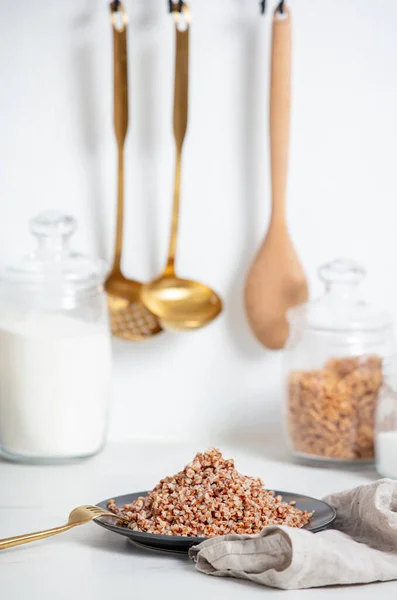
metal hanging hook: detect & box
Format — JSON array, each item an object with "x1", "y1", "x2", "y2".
[
  {"x1": 168, "y1": 1, "x2": 184, "y2": 13},
  {"x1": 169, "y1": 1, "x2": 190, "y2": 28},
  {"x1": 110, "y1": 0, "x2": 128, "y2": 31},
  {"x1": 260, "y1": 0, "x2": 285, "y2": 15}
]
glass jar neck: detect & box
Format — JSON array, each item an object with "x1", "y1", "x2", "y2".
[
  {"x1": 30, "y1": 212, "x2": 75, "y2": 262},
  {"x1": 324, "y1": 281, "x2": 359, "y2": 301},
  {"x1": 34, "y1": 235, "x2": 71, "y2": 261}
]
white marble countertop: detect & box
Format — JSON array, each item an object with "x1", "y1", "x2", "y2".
[{"x1": 1, "y1": 441, "x2": 396, "y2": 599}]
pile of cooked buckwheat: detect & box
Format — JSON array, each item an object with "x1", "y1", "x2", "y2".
[{"x1": 107, "y1": 448, "x2": 312, "y2": 537}]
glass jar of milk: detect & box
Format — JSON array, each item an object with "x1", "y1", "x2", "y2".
[{"x1": 0, "y1": 212, "x2": 112, "y2": 462}]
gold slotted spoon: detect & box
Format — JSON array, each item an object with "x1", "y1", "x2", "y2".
[
  {"x1": 105, "y1": 1, "x2": 162, "y2": 341},
  {"x1": 0, "y1": 505, "x2": 128, "y2": 550}
]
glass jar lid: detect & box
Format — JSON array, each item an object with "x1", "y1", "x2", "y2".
[
  {"x1": 288, "y1": 259, "x2": 392, "y2": 332},
  {"x1": 2, "y1": 211, "x2": 105, "y2": 294}
]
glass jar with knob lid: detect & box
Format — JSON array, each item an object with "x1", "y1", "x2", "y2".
[
  {"x1": 284, "y1": 259, "x2": 395, "y2": 465},
  {"x1": 0, "y1": 211, "x2": 112, "y2": 463}
]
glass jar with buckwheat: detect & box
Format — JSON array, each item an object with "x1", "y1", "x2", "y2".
[{"x1": 284, "y1": 259, "x2": 395, "y2": 466}]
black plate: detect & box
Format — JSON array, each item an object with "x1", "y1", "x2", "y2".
[{"x1": 94, "y1": 490, "x2": 336, "y2": 554}]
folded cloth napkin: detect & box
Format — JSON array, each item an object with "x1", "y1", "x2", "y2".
[{"x1": 189, "y1": 479, "x2": 397, "y2": 590}]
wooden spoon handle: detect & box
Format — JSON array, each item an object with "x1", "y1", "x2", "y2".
[
  {"x1": 110, "y1": 1, "x2": 128, "y2": 274},
  {"x1": 270, "y1": 6, "x2": 291, "y2": 223}
]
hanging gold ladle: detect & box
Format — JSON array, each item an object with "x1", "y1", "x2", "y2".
[{"x1": 141, "y1": 5, "x2": 222, "y2": 330}]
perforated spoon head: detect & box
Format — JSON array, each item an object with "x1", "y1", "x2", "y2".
[{"x1": 105, "y1": 273, "x2": 162, "y2": 341}]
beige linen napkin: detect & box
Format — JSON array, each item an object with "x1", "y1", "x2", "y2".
[{"x1": 189, "y1": 479, "x2": 397, "y2": 590}]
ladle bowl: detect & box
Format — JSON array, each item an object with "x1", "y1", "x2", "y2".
[{"x1": 141, "y1": 276, "x2": 222, "y2": 330}]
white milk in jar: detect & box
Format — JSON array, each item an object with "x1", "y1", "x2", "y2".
[
  {"x1": 376, "y1": 367, "x2": 397, "y2": 479},
  {"x1": 0, "y1": 212, "x2": 112, "y2": 462}
]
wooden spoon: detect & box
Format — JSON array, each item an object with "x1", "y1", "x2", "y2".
[{"x1": 244, "y1": 5, "x2": 308, "y2": 350}]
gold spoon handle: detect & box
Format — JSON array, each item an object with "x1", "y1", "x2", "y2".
[
  {"x1": 270, "y1": 5, "x2": 291, "y2": 224},
  {"x1": 165, "y1": 6, "x2": 190, "y2": 277},
  {"x1": 110, "y1": 1, "x2": 129, "y2": 274},
  {"x1": 0, "y1": 523, "x2": 75, "y2": 550}
]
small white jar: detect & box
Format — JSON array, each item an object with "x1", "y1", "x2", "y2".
[
  {"x1": 0, "y1": 212, "x2": 112, "y2": 463},
  {"x1": 375, "y1": 361, "x2": 397, "y2": 479}
]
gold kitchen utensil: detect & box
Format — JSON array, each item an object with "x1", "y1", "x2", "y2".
[
  {"x1": 141, "y1": 5, "x2": 222, "y2": 331},
  {"x1": 105, "y1": 1, "x2": 162, "y2": 341},
  {"x1": 0, "y1": 505, "x2": 128, "y2": 550},
  {"x1": 244, "y1": 4, "x2": 308, "y2": 350}
]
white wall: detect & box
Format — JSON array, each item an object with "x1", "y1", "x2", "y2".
[{"x1": 1, "y1": 0, "x2": 397, "y2": 444}]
